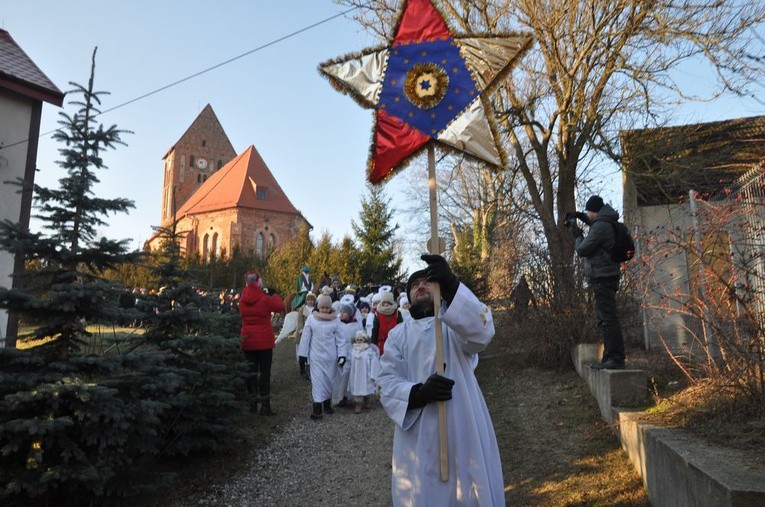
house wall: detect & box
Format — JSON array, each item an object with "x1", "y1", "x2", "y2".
[
  {"x1": 0, "y1": 92, "x2": 34, "y2": 344},
  {"x1": 635, "y1": 203, "x2": 696, "y2": 353}
]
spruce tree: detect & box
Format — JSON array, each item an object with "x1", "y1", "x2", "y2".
[
  {"x1": 0, "y1": 50, "x2": 244, "y2": 505},
  {"x1": 127, "y1": 221, "x2": 246, "y2": 459},
  {"x1": 0, "y1": 49, "x2": 164, "y2": 504},
  {"x1": 351, "y1": 184, "x2": 402, "y2": 285},
  {"x1": 0, "y1": 48, "x2": 139, "y2": 357}
]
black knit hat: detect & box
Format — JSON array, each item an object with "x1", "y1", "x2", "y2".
[
  {"x1": 406, "y1": 269, "x2": 429, "y2": 299},
  {"x1": 585, "y1": 195, "x2": 604, "y2": 212}
]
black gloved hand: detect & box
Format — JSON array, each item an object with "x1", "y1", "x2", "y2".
[
  {"x1": 408, "y1": 374, "x2": 455, "y2": 409},
  {"x1": 420, "y1": 254, "x2": 460, "y2": 303},
  {"x1": 575, "y1": 211, "x2": 590, "y2": 225},
  {"x1": 572, "y1": 225, "x2": 584, "y2": 238},
  {"x1": 337, "y1": 356, "x2": 346, "y2": 367}
]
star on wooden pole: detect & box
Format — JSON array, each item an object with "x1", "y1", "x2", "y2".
[
  {"x1": 319, "y1": 0, "x2": 532, "y2": 184},
  {"x1": 319, "y1": 0, "x2": 532, "y2": 483}
]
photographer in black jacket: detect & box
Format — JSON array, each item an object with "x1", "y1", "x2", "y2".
[{"x1": 569, "y1": 195, "x2": 626, "y2": 370}]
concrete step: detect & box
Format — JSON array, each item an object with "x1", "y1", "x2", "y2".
[
  {"x1": 572, "y1": 343, "x2": 647, "y2": 422},
  {"x1": 572, "y1": 343, "x2": 765, "y2": 507}
]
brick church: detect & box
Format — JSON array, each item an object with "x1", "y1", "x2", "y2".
[{"x1": 145, "y1": 104, "x2": 310, "y2": 259}]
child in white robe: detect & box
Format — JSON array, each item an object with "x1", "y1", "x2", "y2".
[
  {"x1": 298, "y1": 294, "x2": 346, "y2": 420},
  {"x1": 332, "y1": 303, "x2": 363, "y2": 406},
  {"x1": 348, "y1": 330, "x2": 381, "y2": 414}
]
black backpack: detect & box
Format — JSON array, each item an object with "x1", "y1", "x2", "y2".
[{"x1": 609, "y1": 221, "x2": 635, "y2": 263}]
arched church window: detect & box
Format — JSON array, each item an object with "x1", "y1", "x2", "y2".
[
  {"x1": 256, "y1": 233, "x2": 264, "y2": 257},
  {"x1": 202, "y1": 234, "x2": 210, "y2": 263},
  {"x1": 211, "y1": 233, "x2": 219, "y2": 259}
]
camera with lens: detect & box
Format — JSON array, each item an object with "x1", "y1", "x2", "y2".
[{"x1": 564, "y1": 211, "x2": 578, "y2": 228}]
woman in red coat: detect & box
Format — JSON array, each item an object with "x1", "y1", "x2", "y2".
[{"x1": 239, "y1": 271, "x2": 285, "y2": 415}]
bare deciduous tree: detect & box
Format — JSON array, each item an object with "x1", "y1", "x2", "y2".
[{"x1": 337, "y1": 0, "x2": 764, "y2": 303}]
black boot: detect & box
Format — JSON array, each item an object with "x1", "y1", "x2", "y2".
[
  {"x1": 260, "y1": 396, "x2": 275, "y2": 416},
  {"x1": 310, "y1": 402, "x2": 323, "y2": 420},
  {"x1": 246, "y1": 378, "x2": 258, "y2": 413},
  {"x1": 323, "y1": 399, "x2": 335, "y2": 415}
]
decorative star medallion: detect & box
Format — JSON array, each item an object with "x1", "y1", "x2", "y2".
[{"x1": 319, "y1": 0, "x2": 532, "y2": 184}]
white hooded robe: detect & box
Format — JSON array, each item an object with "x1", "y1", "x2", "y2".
[
  {"x1": 378, "y1": 283, "x2": 503, "y2": 506},
  {"x1": 298, "y1": 313, "x2": 345, "y2": 403},
  {"x1": 348, "y1": 343, "x2": 380, "y2": 397},
  {"x1": 332, "y1": 318, "x2": 364, "y2": 404}
]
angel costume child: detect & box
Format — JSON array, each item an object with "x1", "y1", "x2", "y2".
[
  {"x1": 371, "y1": 291, "x2": 403, "y2": 355},
  {"x1": 332, "y1": 302, "x2": 364, "y2": 406},
  {"x1": 298, "y1": 294, "x2": 347, "y2": 420},
  {"x1": 348, "y1": 330, "x2": 381, "y2": 414}
]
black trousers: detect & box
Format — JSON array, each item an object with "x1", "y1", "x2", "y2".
[
  {"x1": 591, "y1": 277, "x2": 625, "y2": 363},
  {"x1": 243, "y1": 349, "x2": 273, "y2": 398}
]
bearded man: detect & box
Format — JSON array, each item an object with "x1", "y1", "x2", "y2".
[{"x1": 377, "y1": 254, "x2": 504, "y2": 506}]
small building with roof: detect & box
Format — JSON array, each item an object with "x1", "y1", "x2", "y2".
[
  {"x1": 621, "y1": 115, "x2": 765, "y2": 353},
  {"x1": 146, "y1": 105, "x2": 310, "y2": 259},
  {"x1": 0, "y1": 29, "x2": 64, "y2": 345}
]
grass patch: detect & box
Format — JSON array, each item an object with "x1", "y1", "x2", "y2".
[{"x1": 480, "y1": 308, "x2": 648, "y2": 506}]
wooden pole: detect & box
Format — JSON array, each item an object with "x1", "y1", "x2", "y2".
[{"x1": 428, "y1": 144, "x2": 449, "y2": 482}]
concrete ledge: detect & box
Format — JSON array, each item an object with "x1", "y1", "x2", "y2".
[
  {"x1": 616, "y1": 410, "x2": 765, "y2": 507},
  {"x1": 572, "y1": 343, "x2": 648, "y2": 422},
  {"x1": 572, "y1": 344, "x2": 765, "y2": 506}
]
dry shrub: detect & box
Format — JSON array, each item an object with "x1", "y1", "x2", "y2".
[
  {"x1": 495, "y1": 300, "x2": 594, "y2": 369},
  {"x1": 636, "y1": 188, "x2": 765, "y2": 418}
]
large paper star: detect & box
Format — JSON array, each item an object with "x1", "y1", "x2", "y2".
[{"x1": 319, "y1": 0, "x2": 532, "y2": 184}]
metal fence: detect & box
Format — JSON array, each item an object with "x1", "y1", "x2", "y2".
[{"x1": 736, "y1": 162, "x2": 765, "y2": 322}]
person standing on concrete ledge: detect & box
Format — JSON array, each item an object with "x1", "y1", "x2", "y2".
[
  {"x1": 377, "y1": 254, "x2": 504, "y2": 505},
  {"x1": 571, "y1": 195, "x2": 626, "y2": 370}
]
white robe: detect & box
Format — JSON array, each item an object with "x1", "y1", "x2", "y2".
[
  {"x1": 378, "y1": 284, "x2": 503, "y2": 506},
  {"x1": 349, "y1": 343, "x2": 380, "y2": 397},
  {"x1": 275, "y1": 311, "x2": 298, "y2": 344},
  {"x1": 298, "y1": 314, "x2": 345, "y2": 403},
  {"x1": 332, "y1": 318, "x2": 364, "y2": 404},
  {"x1": 363, "y1": 313, "x2": 374, "y2": 338}
]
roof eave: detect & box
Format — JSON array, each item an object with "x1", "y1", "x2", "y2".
[{"x1": 0, "y1": 74, "x2": 64, "y2": 106}]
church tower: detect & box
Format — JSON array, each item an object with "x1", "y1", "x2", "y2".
[{"x1": 160, "y1": 104, "x2": 237, "y2": 226}]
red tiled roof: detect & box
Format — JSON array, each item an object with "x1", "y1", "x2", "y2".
[
  {"x1": 174, "y1": 145, "x2": 302, "y2": 218},
  {"x1": 0, "y1": 29, "x2": 64, "y2": 106}
]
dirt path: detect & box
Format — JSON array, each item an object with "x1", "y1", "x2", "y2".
[{"x1": 159, "y1": 325, "x2": 648, "y2": 506}]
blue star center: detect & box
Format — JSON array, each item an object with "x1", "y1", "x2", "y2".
[{"x1": 379, "y1": 39, "x2": 478, "y2": 136}]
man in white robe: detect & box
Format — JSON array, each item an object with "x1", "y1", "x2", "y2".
[{"x1": 378, "y1": 254, "x2": 504, "y2": 506}]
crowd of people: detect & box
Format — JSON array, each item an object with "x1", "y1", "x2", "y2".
[
  {"x1": 262, "y1": 258, "x2": 505, "y2": 505},
  {"x1": 281, "y1": 266, "x2": 412, "y2": 418},
  {"x1": 122, "y1": 256, "x2": 506, "y2": 504}
]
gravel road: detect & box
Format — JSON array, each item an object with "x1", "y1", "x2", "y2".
[{"x1": 177, "y1": 401, "x2": 394, "y2": 506}]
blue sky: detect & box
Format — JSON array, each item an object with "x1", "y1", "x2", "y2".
[
  {"x1": 2, "y1": 2, "x2": 388, "y2": 249},
  {"x1": 2, "y1": 1, "x2": 762, "y2": 273}
]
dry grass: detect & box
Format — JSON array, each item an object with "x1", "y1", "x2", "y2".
[
  {"x1": 637, "y1": 378, "x2": 765, "y2": 469},
  {"x1": 483, "y1": 309, "x2": 649, "y2": 506}
]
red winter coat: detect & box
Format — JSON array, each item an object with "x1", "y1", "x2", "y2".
[
  {"x1": 372, "y1": 311, "x2": 403, "y2": 355},
  {"x1": 239, "y1": 285, "x2": 285, "y2": 351}
]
